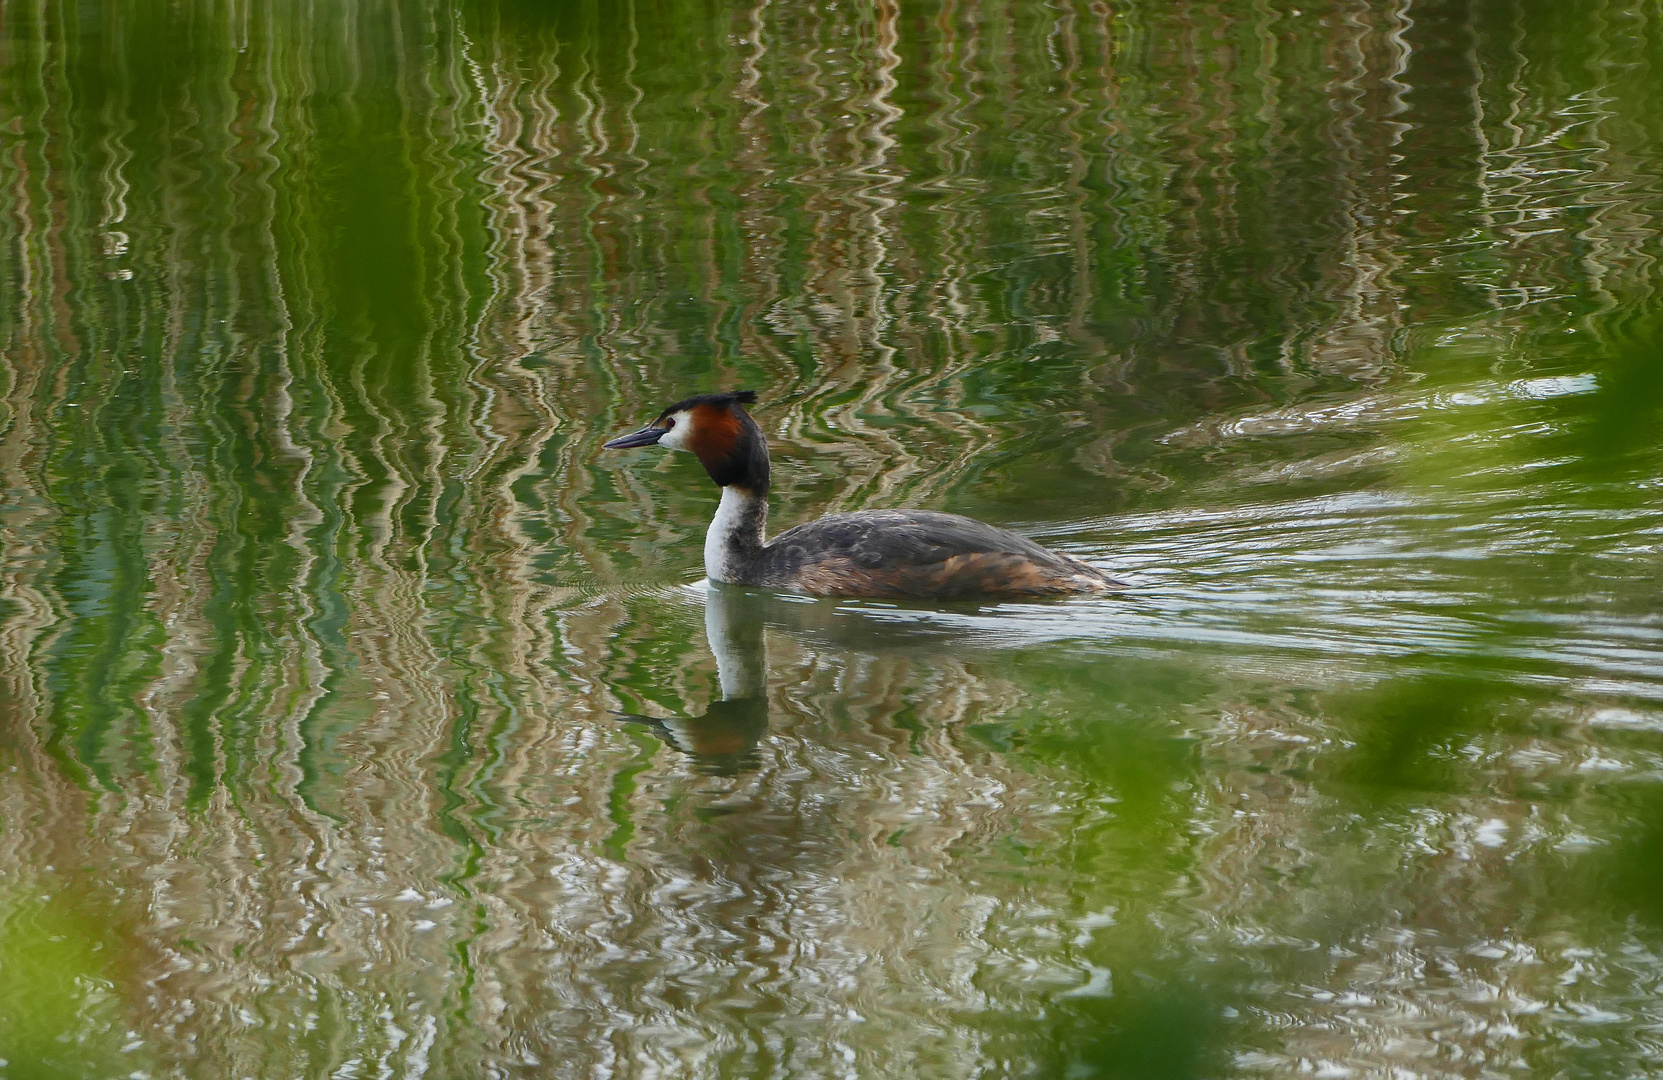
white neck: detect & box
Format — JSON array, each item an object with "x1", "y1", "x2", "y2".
[{"x1": 704, "y1": 486, "x2": 767, "y2": 584}]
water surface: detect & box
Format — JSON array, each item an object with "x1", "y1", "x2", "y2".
[{"x1": 2, "y1": 0, "x2": 1663, "y2": 1076}]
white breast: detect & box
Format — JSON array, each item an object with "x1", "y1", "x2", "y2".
[{"x1": 704, "y1": 487, "x2": 757, "y2": 584}]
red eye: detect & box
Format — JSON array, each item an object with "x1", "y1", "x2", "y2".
[{"x1": 664, "y1": 418, "x2": 676, "y2": 428}]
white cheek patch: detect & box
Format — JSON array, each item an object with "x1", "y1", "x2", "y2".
[{"x1": 657, "y1": 412, "x2": 693, "y2": 451}]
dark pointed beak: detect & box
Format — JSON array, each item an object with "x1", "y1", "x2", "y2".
[{"x1": 603, "y1": 425, "x2": 666, "y2": 450}]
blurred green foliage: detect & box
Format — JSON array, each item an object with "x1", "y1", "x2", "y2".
[{"x1": 0, "y1": 889, "x2": 128, "y2": 1080}]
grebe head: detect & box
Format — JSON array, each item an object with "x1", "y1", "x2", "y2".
[{"x1": 603, "y1": 390, "x2": 769, "y2": 492}]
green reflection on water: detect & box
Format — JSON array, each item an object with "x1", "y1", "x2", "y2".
[
  {"x1": 2, "y1": 0, "x2": 1663, "y2": 1075},
  {"x1": 0, "y1": 886, "x2": 131, "y2": 1080}
]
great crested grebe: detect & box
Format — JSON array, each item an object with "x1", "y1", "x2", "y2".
[{"x1": 603, "y1": 391, "x2": 1122, "y2": 599}]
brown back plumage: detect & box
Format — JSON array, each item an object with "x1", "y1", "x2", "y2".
[{"x1": 753, "y1": 509, "x2": 1121, "y2": 599}]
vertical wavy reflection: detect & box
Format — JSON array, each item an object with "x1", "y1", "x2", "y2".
[{"x1": 2, "y1": 0, "x2": 1663, "y2": 1076}]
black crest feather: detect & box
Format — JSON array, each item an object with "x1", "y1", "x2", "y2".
[{"x1": 656, "y1": 389, "x2": 760, "y2": 418}]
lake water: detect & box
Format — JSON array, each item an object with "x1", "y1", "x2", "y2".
[{"x1": 2, "y1": 1, "x2": 1662, "y2": 1077}]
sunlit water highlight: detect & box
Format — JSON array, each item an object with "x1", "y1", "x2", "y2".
[{"x1": 2, "y1": 0, "x2": 1662, "y2": 1077}]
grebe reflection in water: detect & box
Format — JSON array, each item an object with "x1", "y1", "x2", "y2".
[{"x1": 616, "y1": 583, "x2": 770, "y2": 776}]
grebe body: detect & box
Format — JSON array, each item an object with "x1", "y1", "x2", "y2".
[{"x1": 603, "y1": 391, "x2": 1122, "y2": 600}]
